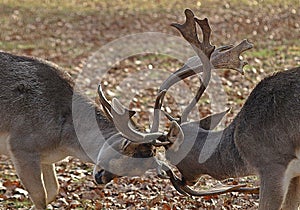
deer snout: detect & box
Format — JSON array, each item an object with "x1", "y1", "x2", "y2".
[
  {"x1": 94, "y1": 169, "x2": 105, "y2": 184},
  {"x1": 94, "y1": 169, "x2": 118, "y2": 185}
]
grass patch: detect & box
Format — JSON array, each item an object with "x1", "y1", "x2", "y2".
[
  {"x1": 249, "y1": 48, "x2": 276, "y2": 58},
  {"x1": 228, "y1": 0, "x2": 299, "y2": 7},
  {"x1": 0, "y1": 199, "x2": 32, "y2": 208},
  {"x1": 1, "y1": 0, "x2": 298, "y2": 13}
]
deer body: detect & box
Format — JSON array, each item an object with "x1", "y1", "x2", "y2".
[
  {"x1": 0, "y1": 51, "x2": 117, "y2": 159},
  {"x1": 0, "y1": 51, "x2": 141, "y2": 209},
  {"x1": 164, "y1": 67, "x2": 300, "y2": 209}
]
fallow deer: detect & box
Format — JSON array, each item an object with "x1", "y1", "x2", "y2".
[{"x1": 0, "y1": 51, "x2": 161, "y2": 209}]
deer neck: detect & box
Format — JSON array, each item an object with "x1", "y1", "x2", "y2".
[
  {"x1": 170, "y1": 121, "x2": 254, "y2": 182},
  {"x1": 64, "y1": 93, "x2": 118, "y2": 164},
  {"x1": 201, "y1": 121, "x2": 254, "y2": 180}
]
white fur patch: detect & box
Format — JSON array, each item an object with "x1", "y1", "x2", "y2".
[{"x1": 283, "y1": 149, "x2": 300, "y2": 192}]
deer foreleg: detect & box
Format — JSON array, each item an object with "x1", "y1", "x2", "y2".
[
  {"x1": 42, "y1": 164, "x2": 59, "y2": 204},
  {"x1": 258, "y1": 164, "x2": 288, "y2": 210},
  {"x1": 10, "y1": 149, "x2": 46, "y2": 210},
  {"x1": 281, "y1": 176, "x2": 300, "y2": 210}
]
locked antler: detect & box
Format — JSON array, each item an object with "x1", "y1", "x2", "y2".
[
  {"x1": 98, "y1": 8, "x2": 256, "y2": 197},
  {"x1": 152, "y1": 9, "x2": 257, "y2": 196}
]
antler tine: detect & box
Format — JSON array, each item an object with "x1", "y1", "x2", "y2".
[
  {"x1": 98, "y1": 84, "x2": 114, "y2": 122},
  {"x1": 111, "y1": 98, "x2": 163, "y2": 143},
  {"x1": 98, "y1": 84, "x2": 136, "y2": 122},
  {"x1": 171, "y1": 9, "x2": 201, "y2": 53},
  {"x1": 194, "y1": 17, "x2": 215, "y2": 58},
  {"x1": 150, "y1": 90, "x2": 167, "y2": 132},
  {"x1": 180, "y1": 77, "x2": 206, "y2": 123},
  {"x1": 212, "y1": 39, "x2": 253, "y2": 74}
]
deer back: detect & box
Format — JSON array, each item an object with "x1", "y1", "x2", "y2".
[
  {"x1": 0, "y1": 52, "x2": 76, "y2": 149},
  {"x1": 234, "y1": 67, "x2": 300, "y2": 168}
]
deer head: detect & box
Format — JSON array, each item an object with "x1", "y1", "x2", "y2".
[
  {"x1": 93, "y1": 85, "x2": 173, "y2": 184},
  {"x1": 94, "y1": 9, "x2": 254, "y2": 195}
]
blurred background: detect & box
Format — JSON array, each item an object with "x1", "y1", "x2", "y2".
[{"x1": 0, "y1": 0, "x2": 299, "y2": 209}]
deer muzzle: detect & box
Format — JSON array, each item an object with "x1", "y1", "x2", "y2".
[{"x1": 94, "y1": 169, "x2": 119, "y2": 184}]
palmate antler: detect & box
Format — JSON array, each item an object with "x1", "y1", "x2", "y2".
[
  {"x1": 98, "y1": 84, "x2": 136, "y2": 122},
  {"x1": 151, "y1": 9, "x2": 214, "y2": 127},
  {"x1": 152, "y1": 9, "x2": 258, "y2": 196},
  {"x1": 159, "y1": 40, "x2": 253, "y2": 91},
  {"x1": 98, "y1": 84, "x2": 169, "y2": 144},
  {"x1": 151, "y1": 9, "x2": 253, "y2": 129},
  {"x1": 174, "y1": 12, "x2": 214, "y2": 123}
]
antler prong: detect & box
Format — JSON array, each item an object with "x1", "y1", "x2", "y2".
[
  {"x1": 98, "y1": 84, "x2": 114, "y2": 122},
  {"x1": 198, "y1": 108, "x2": 231, "y2": 130},
  {"x1": 150, "y1": 90, "x2": 167, "y2": 132},
  {"x1": 194, "y1": 17, "x2": 215, "y2": 58},
  {"x1": 212, "y1": 39, "x2": 253, "y2": 74},
  {"x1": 111, "y1": 98, "x2": 163, "y2": 143},
  {"x1": 161, "y1": 163, "x2": 259, "y2": 196},
  {"x1": 171, "y1": 9, "x2": 201, "y2": 51},
  {"x1": 98, "y1": 84, "x2": 136, "y2": 122}
]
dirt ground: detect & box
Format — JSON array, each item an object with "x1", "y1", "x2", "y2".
[{"x1": 0, "y1": 0, "x2": 299, "y2": 209}]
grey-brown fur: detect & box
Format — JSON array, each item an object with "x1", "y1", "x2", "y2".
[
  {"x1": 0, "y1": 51, "x2": 155, "y2": 209},
  {"x1": 166, "y1": 67, "x2": 300, "y2": 209}
]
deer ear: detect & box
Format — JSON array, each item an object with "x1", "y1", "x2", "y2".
[
  {"x1": 167, "y1": 121, "x2": 184, "y2": 151},
  {"x1": 199, "y1": 108, "x2": 230, "y2": 130}
]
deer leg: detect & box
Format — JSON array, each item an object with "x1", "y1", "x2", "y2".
[
  {"x1": 258, "y1": 164, "x2": 288, "y2": 210},
  {"x1": 9, "y1": 150, "x2": 46, "y2": 209},
  {"x1": 41, "y1": 163, "x2": 59, "y2": 204},
  {"x1": 281, "y1": 176, "x2": 300, "y2": 210}
]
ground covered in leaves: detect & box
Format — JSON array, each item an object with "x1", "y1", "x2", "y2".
[{"x1": 0, "y1": 0, "x2": 299, "y2": 209}]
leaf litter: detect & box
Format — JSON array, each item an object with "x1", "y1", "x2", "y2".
[{"x1": 0, "y1": 0, "x2": 299, "y2": 209}]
